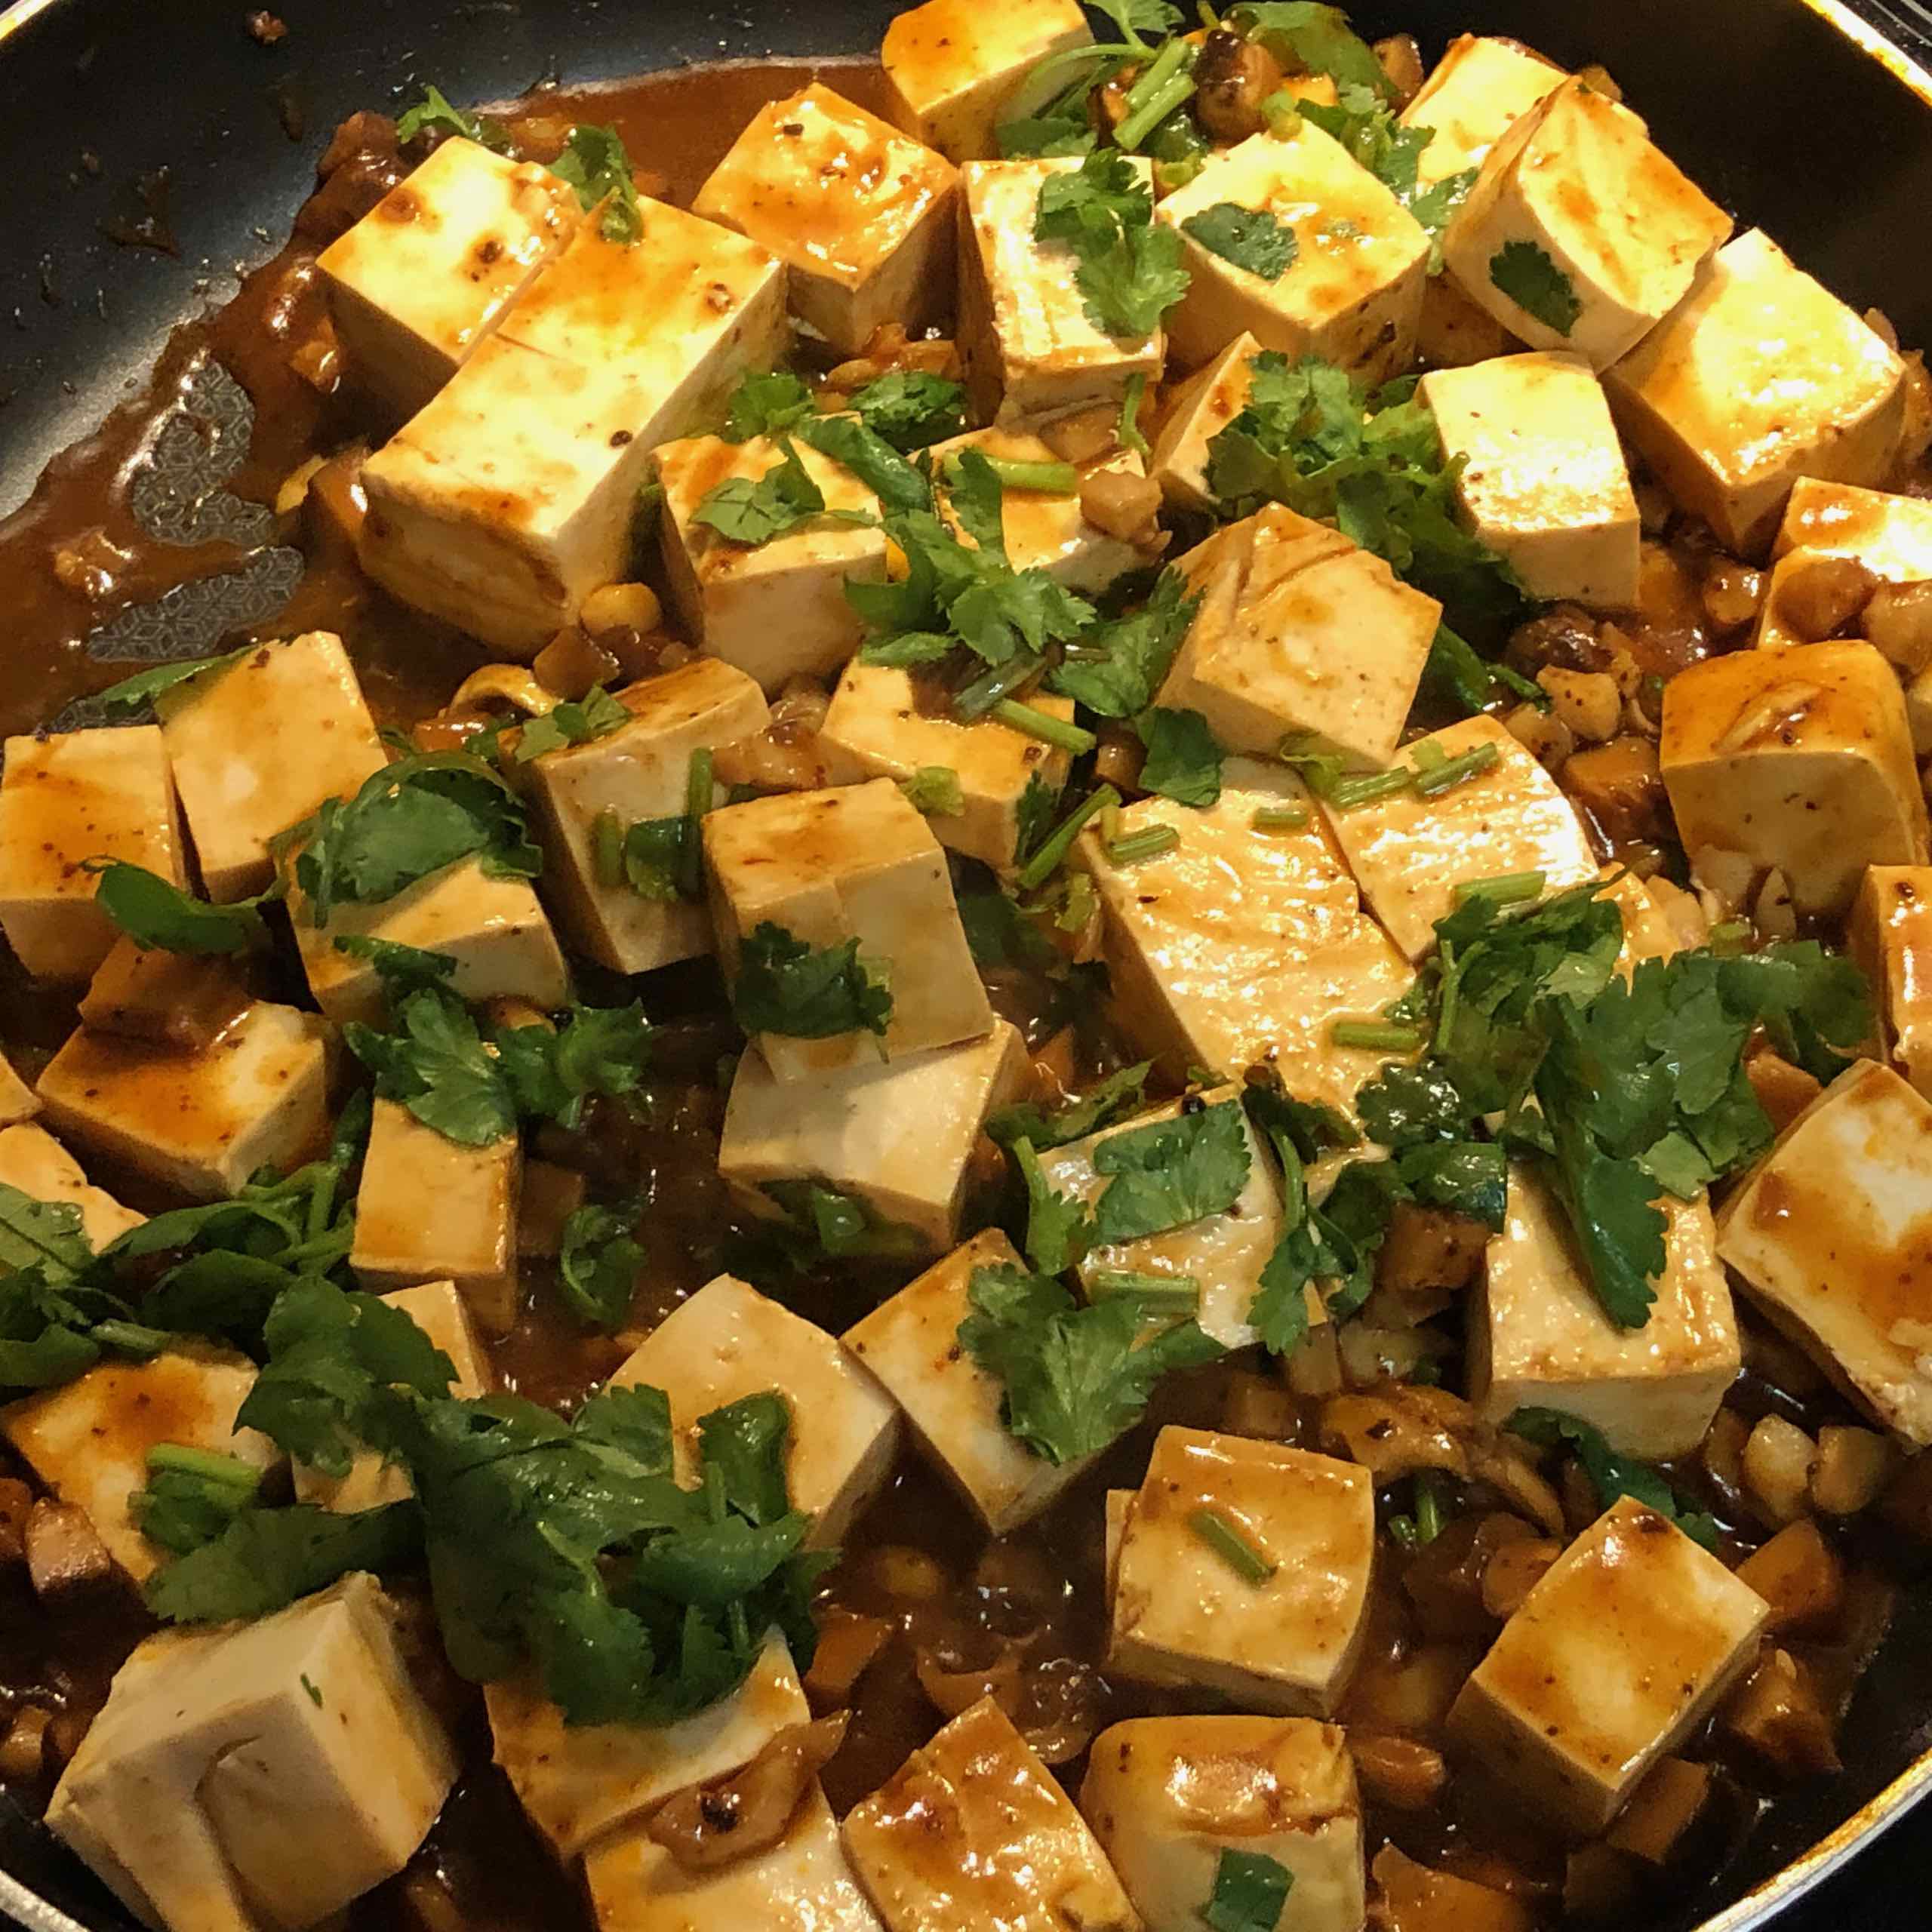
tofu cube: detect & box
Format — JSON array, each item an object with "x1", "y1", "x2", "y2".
[
  {"x1": 78, "y1": 939, "x2": 259, "y2": 1054},
  {"x1": 958, "y1": 157, "x2": 1165, "y2": 423},
  {"x1": 0, "y1": 726, "x2": 184, "y2": 980},
  {"x1": 1148, "y1": 331, "x2": 1260, "y2": 514},
  {"x1": 842, "y1": 1696, "x2": 1138, "y2": 1932},
  {"x1": 37, "y1": 1001, "x2": 334, "y2": 1204},
  {"x1": 316, "y1": 136, "x2": 583, "y2": 420},
  {"x1": 48, "y1": 1574, "x2": 459, "y2": 1932},
  {"x1": 703, "y1": 778, "x2": 994, "y2": 1082},
  {"x1": 611, "y1": 1273, "x2": 900, "y2": 1548},
  {"x1": 1398, "y1": 34, "x2": 1569, "y2": 188},
  {"x1": 1415, "y1": 272, "x2": 1521, "y2": 368},
  {"x1": 1659, "y1": 640, "x2": 1927, "y2": 915},
  {"x1": 156, "y1": 633, "x2": 386, "y2": 902},
  {"x1": 1078, "y1": 756, "x2": 1414, "y2": 1112},
  {"x1": 1851, "y1": 866, "x2": 1932, "y2": 1098},
  {"x1": 1717, "y1": 1059, "x2": 1932, "y2": 1446},
  {"x1": 1109, "y1": 1427, "x2": 1374, "y2": 1713},
  {"x1": 511, "y1": 659, "x2": 771, "y2": 975},
  {"x1": 1315, "y1": 712, "x2": 1598, "y2": 961},
  {"x1": 0, "y1": 1048, "x2": 39, "y2": 1129},
  {"x1": 1079, "y1": 1716, "x2": 1365, "y2": 1932},
  {"x1": 1774, "y1": 476, "x2": 1932, "y2": 579},
  {"x1": 694, "y1": 84, "x2": 958, "y2": 356},
  {"x1": 654, "y1": 428, "x2": 889, "y2": 692},
  {"x1": 1419, "y1": 352, "x2": 1640, "y2": 608},
  {"x1": 1446, "y1": 1495, "x2": 1767, "y2": 1834},
  {"x1": 1605, "y1": 230, "x2": 1907, "y2": 554},
  {"x1": 1467, "y1": 1164, "x2": 1740, "y2": 1459},
  {"x1": 2, "y1": 1344, "x2": 281, "y2": 1583},
  {"x1": 0, "y1": 1122, "x2": 141, "y2": 1249},
  {"x1": 1158, "y1": 505, "x2": 1441, "y2": 771},
  {"x1": 349, "y1": 1099, "x2": 520, "y2": 1335},
  {"x1": 881, "y1": 0, "x2": 1093, "y2": 163},
  {"x1": 1156, "y1": 127, "x2": 1429, "y2": 385},
  {"x1": 1443, "y1": 78, "x2": 1730, "y2": 369},
  {"x1": 360, "y1": 202, "x2": 788, "y2": 656}
]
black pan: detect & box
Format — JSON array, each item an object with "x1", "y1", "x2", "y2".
[{"x1": 0, "y1": 1, "x2": 1930, "y2": 1927}]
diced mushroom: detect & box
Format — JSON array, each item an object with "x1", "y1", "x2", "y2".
[
  {"x1": 1562, "y1": 1844, "x2": 1640, "y2": 1921},
  {"x1": 1537, "y1": 667, "x2": 1623, "y2": 744},
  {"x1": 1480, "y1": 1536, "x2": 1563, "y2": 1620},
  {"x1": 1735, "y1": 1519, "x2": 1844, "y2": 1635},
  {"x1": 580, "y1": 581, "x2": 665, "y2": 643},
  {"x1": 1774, "y1": 554, "x2": 1875, "y2": 642},
  {"x1": 914, "y1": 1628, "x2": 1023, "y2": 1721},
  {"x1": 1077, "y1": 466, "x2": 1165, "y2": 549},
  {"x1": 1699, "y1": 558, "x2": 1765, "y2": 633},
  {"x1": 0, "y1": 1477, "x2": 35, "y2": 1570},
  {"x1": 0, "y1": 1705, "x2": 51, "y2": 1783},
  {"x1": 804, "y1": 1613, "x2": 892, "y2": 1706},
  {"x1": 1605, "y1": 1757, "x2": 1712, "y2": 1865},
  {"x1": 532, "y1": 626, "x2": 623, "y2": 701},
  {"x1": 1371, "y1": 1845, "x2": 1537, "y2": 1932},
  {"x1": 1192, "y1": 29, "x2": 1287, "y2": 143},
  {"x1": 1722, "y1": 1646, "x2": 1841, "y2": 1777},
  {"x1": 1743, "y1": 1414, "x2": 1817, "y2": 1526},
  {"x1": 1743, "y1": 1050, "x2": 1824, "y2": 1134},
  {"x1": 25, "y1": 1500, "x2": 112, "y2": 1601},
  {"x1": 1502, "y1": 700, "x2": 1577, "y2": 772},
  {"x1": 1375, "y1": 1201, "x2": 1489, "y2": 1298},
  {"x1": 1862, "y1": 579, "x2": 1932, "y2": 675},
  {"x1": 645, "y1": 1712, "x2": 848, "y2": 1872},
  {"x1": 1373, "y1": 32, "x2": 1426, "y2": 103},
  {"x1": 1221, "y1": 1368, "x2": 1301, "y2": 1440},
  {"x1": 1037, "y1": 405, "x2": 1119, "y2": 466},
  {"x1": 1810, "y1": 1426, "x2": 1900, "y2": 1517},
  {"x1": 1349, "y1": 1731, "x2": 1447, "y2": 1811},
  {"x1": 1563, "y1": 736, "x2": 1669, "y2": 844},
  {"x1": 1404, "y1": 1512, "x2": 1537, "y2": 1639}
]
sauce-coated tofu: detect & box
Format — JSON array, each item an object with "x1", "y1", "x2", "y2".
[
  {"x1": 0, "y1": 1049, "x2": 40, "y2": 1130},
  {"x1": 1420, "y1": 352, "x2": 1640, "y2": 607},
  {"x1": 842, "y1": 1696, "x2": 1139, "y2": 1932},
  {"x1": 1148, "y1": 331, "x2": 1259, "y2": 514},
  {"x1": 1659, "y1": 641, "x2": 1927, "y2": 915},
  {"x1": 1717, "y1": 1059, "x2": 1932, "y2": 1446},
  {"x1": 1398, "y1": 34, "x2": 1567, "y2": 188},
  {"x1": 1851, "y1": 866, "x2": 1932, "y2": 1098},
  {"x1": 1415, "y1": 272, "x2": 1519, "y2": 368},
  {"x1": 1447, "y1": 1496, "x2": 1767, "y2": 1834},
  {"x1": 611, "y1": 1273, "x2": 900, "y2": 1549},
  {"x1": 1606, "y1": 230, "x2": 1906, "y2": 554},
  {"x1": 316, "y1": 136, "x2": 582, "y2": 419},
  {"x1": 1774, "y1": 476, "x2": 1932, "y2": 577},
  {"x1": 1467, "y1": 1165, "x2": 1740, "y2": 1459},
  {"x1": 694, "y1": 84, "x2": 958, "y2": 356},
  {"x1": 0, "y1": 727, "x2": 184, "y2": 980},
  {"x1": 1444, "y1": 79, "x2": 1729, "y2": 370},
  {"x1": 0, "y1": 1122, "x2": 141, "y2": 1249},
  {"x1": 155, "y1": 633, "x2": 386, "y2": 903},
  {"x1": 1156, "y1": 128, "x2": 1429, "y2": 384},
  {"x1": 703, "y1": 778, "x2": 993, "y2": 1082},
  {"x1": 1080, "y1": 1716, "x2": 1365, "y2": 1932}
]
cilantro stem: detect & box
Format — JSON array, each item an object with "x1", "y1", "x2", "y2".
[
  {"x1": 592, "y1": 810, "x2": 625, "y2": 890},
  {"x1": 146, "y1": 1443, "x2": 263, "y2": 1495},
  {"x1": 1414, "y1": 1469, "x2": 1449, "y2": 1545},
  {"x1": 92, "y1": 1320, "x2": 169, "y2": 1359},
  {"x1": 1331, "y1": 1019, "x2": 1426, "y2": 1052},
  {"x1": 1119, "y1": 372, "x2": 1149, "y2": 457},
  {"x1": 1329, "y1": 767, "x2": 1416, "y2": 811},
  {"x1": 1090, "y1": 1269, "x2": 1200, "y2": 1308},
  {"x1": 955, "y1": 654, "x2": 1044, "y2": 721},
  {"x1": 979, "y1": 457, "x2": 1078, "y2": 494},
  {"x1": 1412, "y1": 743, "x2": 1500, "y2": 798},
  {"x1": 1709, "y1": 919, "x2": 1752, "y2": 955},
  {"x1": 1386, "y1": 1512, "x2": 1420, "y2": 1550},
  {"x1": 1017, "y1": 784, "x2": 1121, "y2": 890},
  {"x1": 1252, "y1": 804, "x2": 1309, "y2": 832},
  {"x1": 1454, "y1": 869, "x2": 1546, "y2": 906},
  {"x1": 681, "y1": 748, "x2": 715, "y2": 900},
  {"x1": 1105, "y1": 824, "x2": 1180, "y2": 865},
  {"x1": 1189, "y1": 1506, "x2": 1277, "y2": 1584},
  {"x1": 1117, "y1": 40, "x2": 1197, "y2": 149},
  {"x1": 992, "y1": 700, "x2": 1097, "y2": 755}
]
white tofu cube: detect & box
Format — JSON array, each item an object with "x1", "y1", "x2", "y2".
[
  {"x1": 360, "y1": 202, "x2": 788, "y2": 656},
  {"x1": 958, "y1": 158, "x2": 1165, "y2": 423},
  {"x1": 0, "y1": 726, "x2": 184, "y2": 980},
  {"x1": 1443, "y1": 78, "x2": 1730, "y2": 369},
  {"x1": 1079, "y1": 1716, "x2": 1365, "y2": 1932},
  {"x1": 1717, "y1": 1059, "x2": 1932, "y2": 1446},
  {"x1": 0, "y1": 1048, "x2": 39, "y2": 1129},
  {"x1": 1148, "y1": 331, "x2": 1259, "y2": 514},
  {"x1": 611, "y1": 1273, "x2": 900, "y2": 1549},
  {"x1": 1415, "y1": 272, "x2": 1521, "y2": 368},
  {"x1": 842, "y1": 1696, "x2": 1138, "y2": 1932},
  {"x1": 1156, "y1": 128, "x2": 1429, "y2": 385},
  {"x1": 1447, "y1": 1495, "x2": 1767, "y2": 1833},
  {"x1": 1158, "y1": 505, "x2": 1441, "y2": 771},
  {"x1": 1851, "y1": 866, "x2": 1932, "y2": 1098},
  {"x1": 2, "y1": 1344, "x2": 281, "y2": 1584},
  {"x1": 694, "y1": 83, "x2": 958, "y2": 356},
  {"x1": 1606, "y1": 230, "x2": 1907, "y2": 554},
  {"x1": 316, "y1": 136, "x2": 583, "y2": 420},
  {"x1": 1659, "y1": 640, "x2": 1927, "y2": 915},
  {"x1": 1398, "y1": 34, "x2": 1568, "y2": 188},
  {"x1": 511, "y1": 659, "x2": 771, "y2": 975},
  {"x1": 1774, "y1": 476, "x2": 1932, "y2": 577},
  {"x1": 703, "y1": 778, "x2": 994, "y2": 1083},
  {"x1": 1109, "y1": 1426, "x2": 1375, "y2": 1714},
  {"x1": 37, "y1": 1001, "x2": 334, "y2": 1204},
  {"x1": 155, "y1": 633, "x2": 386, "y2": 903},
  {"x1": 0, "y1": 1122, "x2": 141, "y2": 1249},
  {"x1": 49, "y1": 1574, "x2": 458, "y2": 1932}
]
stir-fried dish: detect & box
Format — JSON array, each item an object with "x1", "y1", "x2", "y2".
[{"x1": 2, "y1": 5, "x2": 1931, "y2": 1930}]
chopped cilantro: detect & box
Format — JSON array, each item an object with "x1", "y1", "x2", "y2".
[
  {"x1": 395, "y1": 85, "x2": 507, "y2": 150},
  {"x1": 1181, "y1": 202, "x2": 1298, "y2": 280},
  {"x1": 733, "y1": 922, "x2": 893, "y2": 1041},
  {"x1": 1014, "y1": 768, "x2": 1063, "y2": 867},
  {"x1": 332, "y1": 934, "x2": 457, "y2": 994},
  {"x1": 795, "y1": 413, "x2": 932, "y2": 516},
  {"x1": 511, "y1": 685, "x2": 631, "y2": 764},
  {"x1": 1014, "y1": 1140, "x2": 1095, "y2": 1276},
  {"x1": 899, "y1": 766, "x2": 965, "y2": 817},
  {"x1": 1034, "y1": 149, "x2": 1190, "y2": 338},
  {"x1": 1489, "y1": 238, "x2": 1582, "y2": 336},
  {"x1": 549, "y1": 124, "x2": 643, "y2": 244},
  {"x1": 1090, "y1": 0, "x2": 1183, "y2": 48},
  {"x1": 89, "y1": 645, "x2": 254, "y2": 720},
  {"x1": 556, "y1": 1199, "x2": 645, "y2": 1331},
  {"x1": 1048, "y1": 568, "x2": 1200, "y2": 718},
  {"x1": 1510, "y1": 1408, "x2": 1721, "y2": 1550},
  {"x1": 1229, "y1": 3, "x2": 1392, "y2": 96},
  {"x1": 301, "y1": 1673, "x2": 323, "y2": 1708},
  {"x1": 989, "y1": 1062, "x2": 1152, "y2": 1151},
  {"x1": 1091, "y1": 1098, "x2": 1251, "y2": 1244},
  {"x1": 1134, "y1": 707, "x2": 1223, "y2": 806},
  {"x1": 762, "y1": 1181, "x2": 923, "y2": 1263},
  {"x1": 84, "y1": 860, "x2": 266, "y2": 956},
  {"x1": 691, "y1": 440, "x2": 832, "y2": 547},
  {"x1": 721, "y1": 369, "x2": 814, "y2": 443},
  {"x1": 849, "y1": 371, "x2": 968, "y2": 451}
]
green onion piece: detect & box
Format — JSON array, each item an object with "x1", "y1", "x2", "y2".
[
  {"x1": 955, "y1": 654, "x2": 1044, "y2": 721},
  {"x1": 146, "y1": 1443, "x2": 263, "y2": 1495},
  {"x1": 1261, "y1": 87, "x2": 1302, "y2": 136},
  {"x1": 1414, "y1": 1470, "x2": 1450, "y2": 1546},
  {"x1": 91, "y1": 1320, "x2": 170, "y2": 1359},
  {"x1": 1119, "y1": 372, "x2": 1149, "y2": 457},
  {"x1": 977, "y1": 455, "x2": 1078, "y2": 494},
  {"x1": 1411, "y1": 743, "x2": 1500, "y2": 798},
  {"x1": 1105, "y1": 824, "x2": 1180, "y2": 866},
  {"x1": 992, "y1": 700, "x2": 1097, "y2": 755},
  {"x1": 681, "y1": 747, "x2": 715, "y2": 899},
  {"x1": 1189, "y1": 1506, "x2": 1277, "y2": 1584},
  {"x1": 1328, "y1": 768, "x2": 1416, "y2": 811},
  {"x1": 1100, "y1": 796, "x2": 1123, "y2": 848},
  {"x1": 1251, "y1": 804, "x2": 1309, "y2": 832},
  {"x1": 1197, "y1": 1, "x2": 1221, "y2": 26},
  {"x1": 592, "y1": 810, "x2": 625, "y2": 890},
  {"x1": 1386, "y1": 1512, "x2": 1420, "y2": 1551},
  {"x1": 1331, "y1": 1018, "x2": 1426, "y2": 1053},
  {"x1": 1090, "y1": 1269, "x2": 1201, "y2": 1308},
  {"x1": 1709, "y1": 919, "x2": 1752, "y2": 955},
  {"x1": 1453, "y1": 869, "x2": 1546, "y2": 906},
  {"x1": 1016, "y1": 784, "x2": 1121, "y2": 891}
]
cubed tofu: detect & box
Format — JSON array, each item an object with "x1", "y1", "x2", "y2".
[
  {"x1": 316, "y1": 136, "x2": 583, "y2": 420},
  {"x1": 1605, "y1": 230, "x2": 1907, "y2": 554},
  {"x1": 881, "y1": 0, "x2": 1093, "y2": 163},
  {"x1": 78, "y1": 939, "x2": 258, "y2": 1054},
  {"x1": 1414, "y1": 272, "x2": 1520, "y2": 368},
  {"x1": 37, "y1": 1001, "x2": 334, "y2": 1204},
  {"x1": 721, "y1": 1020, "x2": 1025, "y2": 1252},
  {"x1": 0, "y1": 726, "x2": 184, "y2": 979},
  {"x1": 1774, "y1": 476, "x2": 1932, "y2": 577},
  {"x1": 1316, "y1": 713, "x2": 1598, "y2": 961},
  {"x1": 2, "y1": 1344, "x2": 281, "y2": 1584},
  {"x1": 1078, "y1": 757, "x2": 1413, "y2": 1112},
  {"x1": 694, "y1": 84, "x2": 958, "y2": 356},
  {"x1": 1156, "y1": 128, "x2": 1429, "y2": 384},
  {"x1": 1467, "y1": 1165, "x2": 1740, "y2": 1458},
  {"x1": 48, "y1": 1574, "x2": 459, "y2": 1932},
  {"x1": 1658, "y1": 640, "x2": 1927, "y2": 915},
  {"x1": 843, "y1": 1697, "x2": 1139, "y2": 1932},
  {"x1": 511, "y1": 659, "x2": 771, "y2": 974},
  {"x1": 1080, "y1": 1716, "x2": 1365, "y2": 1932},
  {"x1": 654, "y1": 428, "x2": 889, "y2": 692},
  {"x1": 845, "y1": 1229, "x2": 1098, "y2": 1535},
  {"x1": 1419, "y1": 352, "x2": 1640, "y2": 607},
  {"x1": 349, "y1": 1099, "x2": 520, "y2": 1335},
  {"x1": 155, "y1": 633, "x2": 386, "y2": 903},
  {"x1": 1851, "y1": 866, "x2": 1932, "y2": 1097},
  {"x1": 703, "y1": 778, "x2": 993, "y2": 1082},
  {"x1": 1148, "y1": 331, "x2": 1259, "y2": 514},
  {"x1": 360, "y1": 202, "x2": 788, "y2": 656},
  {"x1": 1447, "y1": 1495, "x2": 1767, "y2": 1834},
  {"x1": 0, "y1": 1047, "x2": 39, "y2": 1128},
  {"x1": 1398, "y1": 34, "x2": 1568, "y2": 188},
  {"x1": 0, "y1": 1122, "x2": 141, "y2": 1250},
  {"x1": 611, "y1": 1273, "x2": 899, "y2": 1549},
  {"x1": 1158, "y1": 505, "x2": 1441, "y2": 770},
  {"x1": 1717, "y1": 1058, "x2": 1932, "y2": 1446},
  {"x1": 1109, "y1": 1426, "x2": 1376, "y2": 1713},
  {"x1": 486, "y1": 1631, "x2": 808, "y2": 1860},
  {"x1": 958, "y1": 157, "x2": 1165, "y2": 423}
]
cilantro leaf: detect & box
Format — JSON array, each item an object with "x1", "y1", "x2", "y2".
[
  {"x1": 899, "y1": 766, "x2": 964, "y2": 817},
  {"x1": 549, "y1": 124, "x2": 643, "y2": 244},
  {"x1": 494, "y1": 1002, "x2": 651, "y2": 1131},
  {"x1": 945, "y1": 448, "x2": 1011, "y2": 558},
  {"x1": 91, "y1": 645, "x2": 254, "y2": 721},
  {"x1": 759, "y1": 1181, "x2": 922, "y2": 1265},
  {"x1": 1181, "y1": 202, "x2": 1298, "y2": 281},
  {"x1": 85, "y1": 860, "x2": 266, "y2": 956},
  {"x1": 1048, "y1": 568, "x2": 1200, "y2": 718},
  {"x1": 989, "y1": 1062, "x2": 1152, "y2": 1151},
  {"x1": 332, "y1": 934, "x2": 458, "y2": 997},
  {"x1": 1014, "y1": 769, "x2": 1062, "y2": 867},
  {"x1": 795, "y1": 413, "x2": 931, "y2": 516},
  {"x1": 1229, "y1": 4, "x2": 1392, "y2": 97},
  {"x1": 849, "y1": 371, "x2": 969, "y2": 451},
  {"x1": 1034, "y1": 149, "x2": 1189, "y2": 339},
  {"x1": 1088, "y1": 0, "x2": 1183, "y2": 48},
  {"x1": 512, "y1": 686, "x2": 632, "y2": 764},
  {"x1": 698, "y1": 1393, "x2": 792, "y2": 1527},
  {"x1": 1135, "y1": 708, "x2": 1223, "y2": 806},
  {"x1": 1014, "y1": 1140, "x2": 1096, "y2": 1276},
  {"x1": 733, "y1": 922, "x2": 893, "y2": 1040},
  {"x1": 0, "y1": 1183, "x2": 96, "y2": 1282},
  {"x1": 1091, "y1": 1099, "x2": 1251, "y2": 1244},
  {"x1": 1489, "y1": 239, "x2": 1582, "y2": 336},
  {"x1": 555, "y1": 1199, "x2": 644, "y2": 1331},
  {"x1": 1509, "y1": 1408, "x2": 1721, "y2": 1550},
  {"x1": 345, "y1": 988, "x2": 516, "y2": 1147},
  {"x1": 721, "y1": 369, "x2": 815, "y2": 443},
  {"x1": 395, "y1": 85, "x2": 506, "y2": 150},
  {"x1": 691, "y1": 440, "x2": 829, "y2": 547},
  {"x1": 1207, "y1": 1848, "x2": 1294, "y2": 1932}
]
